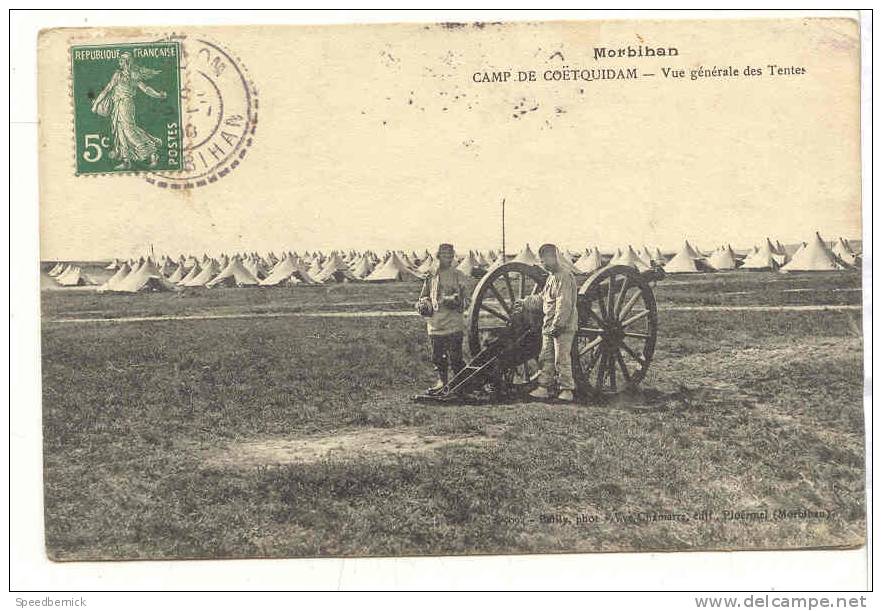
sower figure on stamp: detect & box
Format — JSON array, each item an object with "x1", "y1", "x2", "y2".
[
  {"x1": 515, "y1": 243, "x2": 579, "y2": 402},
  {"x1": 416, "y1": 243, "x2": 472, "y2": 394},
  {"x1": 90, "y1": 52, "x2": 167, "y2": 170}
]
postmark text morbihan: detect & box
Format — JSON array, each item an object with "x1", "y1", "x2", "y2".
[{"x1": 71, "y1": 41, "x2": 183, "y2": 175}]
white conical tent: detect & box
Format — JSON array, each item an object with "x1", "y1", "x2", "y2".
[
  {"x1": 260, "y1": 254, "x2": 317, "y2": 285},
  {"x1": 456, "y1": 252, "x2": 482, "y2": 276},
  {"x1": 115, "y1": 260, "x2": 180, "y2": 292},
  {"x1": 708, "y1": 245, "x2": 738, "y2": 270},
  {"x1": 415, "y1": 254, "x2": 435, "y2": 276},
  {"x1": 741, "y1": 239, "x2": 781, "y2": 270},
  {"x1": 55, "y1": 266, "x2": 97, "y2": 286},
  {"x1": 741, "y1": 251, "x2": 780, "y2": 271},
  {"x1": 206, "y1": 256, "x2": 260, "y2": 288},
  {"x1": 611, "y1": 245, "x2": 651, "y2": 271},
  {"x1": 98, "y1": 262, "x2": 132, "y2": 292},
  {"x1": 350, "y1": 255, "x2": 376, "y2": 279},
  {"x1": 681, "y1": 240, "x2": 701, "y2": 259},
  {"x1": 608, "y1": 248, "x2": 623, "y2": 265},
  {"x1": 557, "y1": 250, "x2": 580, "y2": 275},
  {"x1": 157, "y1": 258, "x2": 175, "y2": 276},
  {"x1": 313, "y1": 253, "x2": 357, "y2": 282},
  {"x1": 265, "y1": 256, "x2": 288, "y2": 276},
  {"x1": 767, "y1": 238, "x2": 789, "y2": 265},
  {"x1": 663, "y1": 242, "x2": 703, "y2": 273},
  {"x1": 789, "y1": 242, "x2": 807, "y2": 262},
  {"x1": 308, "y1": 255, "x2": 324, "y2": 275},
  {"x1": 52, "y1": 264, "x2": 70, "y2": 281},
  {"x1": 781, "y1": 233, "x2": 847, "y2": 272},
  {"x1": 575, "y1": 247, "x2": 603, "y2": 273},
  {"x1": 365, "y1": 251, "x2": 423, "y2": 282},
  {"x1": 181, "y1": 259, "x2": 221, "y2": 287},
  {"x1": 243, "y1": 257, "x2": 268, "y2": 280},
  {"x1": 177, "y1": 262, "x2": 202, "y2": 285},
  {"x1": 512, "y1": 244, "x2": 540, "y2": 265},
  {"x1": 48, "y1": 262, "x2": 66, "y2": 277},
  {"x1": 167, "y1": 264, "x2": 187, "y2": 283},
  {"x1": 832, "y1": 238, "x2": 859, "y2": 266}
]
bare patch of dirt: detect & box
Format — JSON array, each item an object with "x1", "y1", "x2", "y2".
[{"x1": 202, "y1": 428, "x2": 495, "y2": 469}]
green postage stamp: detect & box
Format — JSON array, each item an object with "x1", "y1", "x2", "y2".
[{"x1": 70, "y1": 42, "x2": 183, "y2": 174}]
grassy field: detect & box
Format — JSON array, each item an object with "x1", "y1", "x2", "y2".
[{"x1": 41, "y1": 269, "x2": 866, "y2": 560}]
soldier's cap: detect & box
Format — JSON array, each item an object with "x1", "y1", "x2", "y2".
[
  {"x1": 437, "y1": 243, "x2": 455, "y2": 256},
  {"x1": 538, "y1": 243, "x2": 559, "y2": 257}
]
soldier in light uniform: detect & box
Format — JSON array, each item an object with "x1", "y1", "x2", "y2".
[
  {"x1": 416, "y1": 243, "x2": 472, "y2": 393},
  {"x1": 517, "y1": 243, "x2": 579, "y2": 402}
]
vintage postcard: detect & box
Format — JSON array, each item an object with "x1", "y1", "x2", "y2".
[{"x1": 37, "y1": 17, "x2": 864, "y2": 561}]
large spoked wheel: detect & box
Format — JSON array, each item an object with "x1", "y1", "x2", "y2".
[
  {"x1": 573, "y1": 265, "x2": 658, "y2": 397},
  {"x1": 466, "y1": 261, "x2": 548, "y2": 392}
]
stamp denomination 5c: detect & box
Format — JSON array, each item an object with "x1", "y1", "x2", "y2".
[{"x1": 71, "y1": 42, "x2": 183, "y2": 174}]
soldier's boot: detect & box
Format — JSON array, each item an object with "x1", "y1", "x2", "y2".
[
  {"x1": 428, "y1": 370, "x2": 448, "y2": 395},
  {"x1": 529, "y1": 386, "x2": 552, "y2": 400}
]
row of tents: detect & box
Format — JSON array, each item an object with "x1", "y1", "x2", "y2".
[
  {"x1": 660, "y1": 233, "x2": 860, "y2": 273},
  {"x1": 44, "y1": 233, "x2": 860, "y2": 292}
]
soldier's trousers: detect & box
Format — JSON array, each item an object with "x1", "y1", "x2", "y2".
[
  {"x1": 430, "y1": 331, "x2": 465, "y2": 381},
  {"x1": 537, "y1": 330, "x2": 576, "y2": 391}
]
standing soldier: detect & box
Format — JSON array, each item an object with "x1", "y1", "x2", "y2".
[
  {"x1": 416, "y1": 243, "x2": 472, "y2": 393},
  {"x1": 516, "y1": 243, "x2": 579, "y2": 402}
]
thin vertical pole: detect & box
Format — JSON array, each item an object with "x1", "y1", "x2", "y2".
[{"x1": 501, "y1": 198, "x2": 506, "y2": 259}]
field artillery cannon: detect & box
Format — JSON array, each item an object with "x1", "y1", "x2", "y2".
[{"x1": 414, "y1": 261, "x2": 663, "y2": 403}]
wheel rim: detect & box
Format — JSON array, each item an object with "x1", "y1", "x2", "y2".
[
  {"x1": 466, "y1": 261, "x2": 547, "y2": 391},
  {"x1": 574, "y1": 265, "x2": 657, "y2": 395}
]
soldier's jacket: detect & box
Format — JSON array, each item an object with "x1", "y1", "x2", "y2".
[
  {"x1": 419, "y1": 266, "x2": 472, "y2": 336},
  {"x1": 522, "y1": 269, "x2": 578, "y2": 335}
]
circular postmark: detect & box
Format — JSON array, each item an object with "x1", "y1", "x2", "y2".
[{"x1": 145, "y1": 36, "x2": 257, "y2": 189}]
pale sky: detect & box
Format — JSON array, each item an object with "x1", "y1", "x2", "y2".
[{"x1": 39, "y1": 19, "x2": 861, "y2": 260}]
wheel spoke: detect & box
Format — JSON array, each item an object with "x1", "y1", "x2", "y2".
[
  {"x1": 577, "y1": 327, "x2": 605, "y2": 337},
  {"x1": 615, "y1": 349, "x2": 632, "y2": 384},
  {"x1": 623, "y1": 331, "x2": 651, "y2": 340},
  {"x1": 614, "y1": 275, "x2": 630, "y2": 315},
  {"x1": 597, "y1": 288, "x2": 609, "y2": 321},
  {"x1": 620, "y1": 341, "x2": 646, "y2": 367},
  {"x1": 608, "y1": 355, "x2": 617, "y2": 392},
  {"x1": 621, "y1": 308, "x2": 650, "y2": 328},
  {"x1": 503, "y1": 273, "x2": 516, "y2": 308},
  {"x1": 488, "y1": 284, "x2": 513, "y2": 318},
  {"x1": 584, "y1": 343, "x2": 602, "y2": 372},
  {"x1": 480, "y1": 303, "x2": 510, "y2": 324},
  {"x1": 578, "y1": 336, "x2": 603, "y2": 356},
  {"x1": 587, "y1": 305, "x2": 605, "y2": 328},
  {"x1": 519, "y1": 272, "x2": 527, "y2": 299},
  {"x1": 596, "y1": 351, "x2": 607, "y2": 389},
  {"x1": 606, "y1": 275, "x2": 616, "y2": 319},
  {"x1": 618, "y1": 290, "x2": 642, "y2": 321}
]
